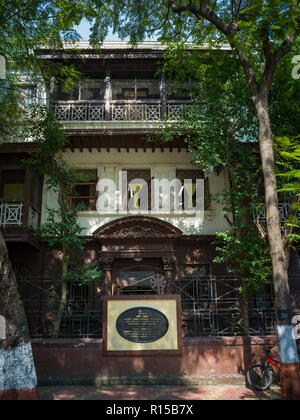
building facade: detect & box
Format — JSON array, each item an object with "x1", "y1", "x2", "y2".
[{"x1": 1, "y1": 43, "x2": 299, "y2": 377}]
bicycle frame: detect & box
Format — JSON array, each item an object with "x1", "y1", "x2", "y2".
[{"x1": 266, "y1": 357, "x2": 280, "y2": 369}]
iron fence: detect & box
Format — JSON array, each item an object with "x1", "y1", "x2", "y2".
[
  {"x1": 17, "y1": 276, "x2": 103, "y2": 339},
  {"x1": 17, "y1": 274, "x2": 276, "y2": 339},
  {"x1": 167, "y1": 275, "x2": 276, "y2": 337}
]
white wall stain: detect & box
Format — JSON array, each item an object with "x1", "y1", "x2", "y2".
[
  {"x1": 0, "y1": 56, "x2": 6, "y2": 79},
  {"x1": 277, "y1": 325, "x2": 299, "y2": 364},
  {"x1": 0, "y1": 342, "x2": 37, "y2": 390},
  {"x1": 0, "y1": 316, "x2": 5, "y2": 340}
]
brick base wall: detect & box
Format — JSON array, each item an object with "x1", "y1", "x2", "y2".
[{"x1": 32, "y1": 336, "x2": 279, "y2": 385}]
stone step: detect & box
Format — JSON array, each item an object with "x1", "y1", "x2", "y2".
[{"x1": 38, "y1": 374, "x2": 251, "y2": 387}]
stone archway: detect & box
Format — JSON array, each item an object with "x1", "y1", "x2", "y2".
[{"x1": 93, "y1": 216, "x2": 182, "y2": 295}]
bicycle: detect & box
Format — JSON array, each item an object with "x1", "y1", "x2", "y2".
[
  {"x1": 246, "y1": 346, "x2": 280, "y2": 391},
  {"x1": 247, "y1": 346, "x2": 300, "y2": 391}
]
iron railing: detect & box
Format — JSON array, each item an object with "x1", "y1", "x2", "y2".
[
  {"x1": 0, "y1": 201, "x2": 40, "y2": 228},
  {"x1": 111, "y1": 102, "x2": 162, "y2": 121},
  {"x1": 0, "y1": 201, "x2": 24, "y2": 226},
  {"x1": 52, "y1": 101, "x2": 195, "y2": 122},
  {"x1": 167, "y1": 275, "x2": 276, "y2": 337},
  {"x1": 17, "y1": 274, "x2": 276, "y2": 339},
  {"x1": 253, "y1": 201, "x2": 300, "y2": 224},
  {"x1": 18, "y1": 276, "x2": 103, "y2": 339},
  {"x1": 53, "y1": 101, "x2": 105, "y2": 122}
]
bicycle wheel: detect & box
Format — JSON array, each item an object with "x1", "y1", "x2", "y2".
[{"x1": 247, "y1": 364, "x2": 272, "y2": 391}]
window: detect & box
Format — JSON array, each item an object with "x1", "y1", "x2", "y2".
[
  {"x1": 57, "y1": 78, "x2": 105, "y2": 102},
  {"x1": 123, "y1": 88, "x2": 149, "y2": 100},
  {"x1": 58, "y1": 84, "x2": 79, "y2": 101},
  {"x1": 180, "y1": 264, "x2": 211, "y2": 277},
  {"x1": 30, "y1": 171, "x2": 43, "y2": 211},
  {"x1": 176, "y1": 169, "x2": 210, "y2": 211},
  {"x1": 125, "y1": 169, "x2": 151, "y2": 211},
  {"x1": 19, "y1": 86, "x2": 37, "y2": 112},
  {"x1": 167, "y1": 80, "x2": 194, "y2": 101},
  {"x1": 80, "y1": 79, "x2": 104, "y2": 101},
  {"x1": 117, "y1": 270, "x2": 157, "y2": 295},
  {"x1": 70, "y1": 170, "x2": 97, "y2": 211},
  {"x1": 0, "y1": 169, "x2": 25, "y2": 199},
  {"x1": 111, "y1": 73, "x2": 160, "y2": 100}
]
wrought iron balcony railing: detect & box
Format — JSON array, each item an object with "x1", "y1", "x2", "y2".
[
  {"x1": 111, "y1": 103, "x2": 162, "y2": 121},
  {"x1": 52, "y1": 101, "x2": 195, "y2": 122},
  {"x1": 0, "y1": 200, "x2": 40, "y2": 229},
  {"x1": 253, "y1": 202, "x2": 300, "y2": 224},
  {"x1": 53, "y1": 101, "x2": 105, "y2": 122}
]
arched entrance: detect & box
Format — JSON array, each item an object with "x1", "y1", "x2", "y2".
[{"x1": 92, "y1": 216, "x2": 182, "y2": 296}]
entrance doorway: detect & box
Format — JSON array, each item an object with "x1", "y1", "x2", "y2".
[{"x1": 113, "y1": 259, "x2": 163, "y2": 296}]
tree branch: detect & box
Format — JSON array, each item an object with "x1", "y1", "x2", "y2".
[
  {"x1": 260, "y1": 33, "x2": 295, "y2": 96},
  {"x1": 233, "y1": 47, "x2": 259, "y2": 96},
  {"x1": 169, "y1": 0, "x2": 238, "y2": 35}
]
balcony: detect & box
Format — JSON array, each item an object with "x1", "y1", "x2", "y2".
[
  {"x1": 52, "y1": 101, "x2": 194, "y2": 123},
  {"x1": 0, "y1": 200, "x2": 41, "y2": 248},
  {"x1": 51, "y1": 76, "x2": 197, "y2": 125},
  {"x1": 0, "y1": 200, "x2": 40, "y2": 229},
  {"x1": 0, "y1": 166, "x2": 43, "y2": 248},
  {"x1": 253, "y1": 202, "x2": 300, "y2": 224}
]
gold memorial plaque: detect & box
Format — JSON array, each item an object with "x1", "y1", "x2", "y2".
[{"x1": 103, "y1": 295, "x2": 182, "y2": 356}]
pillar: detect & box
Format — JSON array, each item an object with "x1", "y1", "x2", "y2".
[{"x1": 162, "y1": 256, "x2": 177, "y2": 294}]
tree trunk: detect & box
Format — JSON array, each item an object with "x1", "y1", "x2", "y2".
[
  {"x1": 0, "y1": 232, "x2": 38, "y2": 400},
  {"x1": 240, "y1": 291, "x2": 250, "y2": 336},
  {"x1": 53, "y1": 246, "x2": 68, "y2": 337},
  {"x1": 255, "y1": 95, "x2": 299, "y2": 353},
  {"x1": 255, "y1": 95, "x2": 300, "y2": 399}
]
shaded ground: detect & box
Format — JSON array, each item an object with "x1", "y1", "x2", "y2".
[{"x1": 38, "y1": 384, "x2": 281, "y2": 400}]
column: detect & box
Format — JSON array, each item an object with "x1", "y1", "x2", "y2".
[
  {"x1": 162, "y1": 256, "x2": 177, "y2": 294},
  {"x1": 99, "y1": 256, "x2": 114, "y2": 296},
  {"x1": 160, "y1": 72, "x2": 167, "y2": 118},
  {"x1": 104, "y1": 73, "x2": 112, "y2": 121}
]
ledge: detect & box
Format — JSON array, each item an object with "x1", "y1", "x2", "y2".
[
  {"x1": 31, "y1": 336, "x2": 279, "y2": 349},
  {"x1": 61, "y1": 121, "x2": 162, "y2": 131},
  {"x1": 77, "y1": 211, "x2": 215, "y2": 218}
]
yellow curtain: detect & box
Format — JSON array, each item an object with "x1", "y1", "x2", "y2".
[{"x1": 3, "y1": 184, "x2": 24, "y2": 199}]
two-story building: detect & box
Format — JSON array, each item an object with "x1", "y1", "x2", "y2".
[{"x1": 2, "y1": 42, "x2": 297, "y2": 383}]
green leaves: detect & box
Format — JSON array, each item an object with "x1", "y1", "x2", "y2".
[
  {"x1": 214, "y1": 228, "x2": 272, "y2": 294},
  {"x1": 25, "y1": 106, "x2": 91, "y2": 265},
  {"x1": 63, "y1": 265, "x2": 102, "y2": 286},
  {"x1": 275, "y1": 134, "x2": 300, "y2": 247},
  {"x1": 152, "y1": 43, "x2": 271, "y2": 295}
]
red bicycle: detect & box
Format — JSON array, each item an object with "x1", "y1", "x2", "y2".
[
  {"x1": 247, "y1": 347, "x2": 281, "y2": 391},
  {"x1": 247, "y1": 347, "x2": 300, "y2": 391}
]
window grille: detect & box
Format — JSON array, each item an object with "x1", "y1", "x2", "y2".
[
  {"x1": 17, "y1": 269, "x2": 276, "y2": 339},
  {"x1": 17, "y1": 276, "x2": 102, "y2": 339},
  {"x1": 172, "y1": 267, "x2": 276, "y2": 337}
]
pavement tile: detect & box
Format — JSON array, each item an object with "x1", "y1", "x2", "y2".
[{"x1": 38, "y1": 385, "x2": 282, "y2": 401}]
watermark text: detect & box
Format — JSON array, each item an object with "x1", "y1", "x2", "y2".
[
  {"x1": 0, "y1": 315, "x2": 5, "y2": 340},
  {"x1": 96, "y1": 171, "x2": 205, "y2": 216}
]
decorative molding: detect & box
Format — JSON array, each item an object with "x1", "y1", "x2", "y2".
[
  {"x1": 99, "y1": 256, "x2": 114, "y2": 271},
  {"x1": 93, "y1": 216, "x2": 183, "y2": 241},
  {"x1": 162, "y1": 256, "x2": 177, "y2": 271}
]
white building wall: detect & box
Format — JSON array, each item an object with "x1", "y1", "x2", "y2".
[{"x1": 41, "y1": 148, "x2": 230, "y2": 236}]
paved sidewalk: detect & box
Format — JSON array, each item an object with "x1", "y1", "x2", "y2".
[{"x1": 38, "y1": 384, "x2": 281, "y2": 400}]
